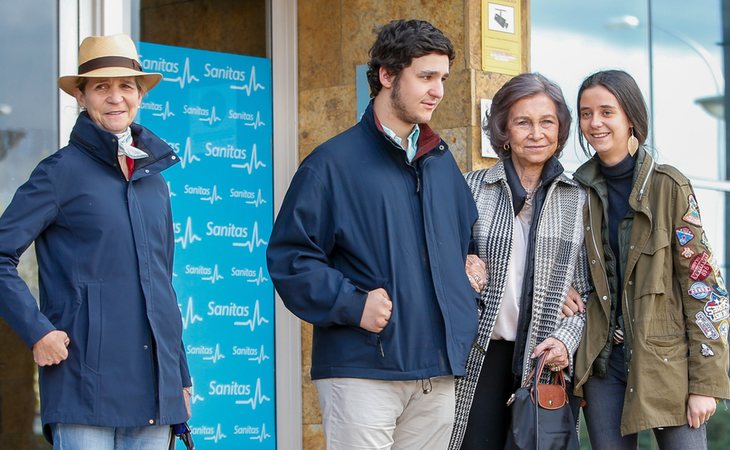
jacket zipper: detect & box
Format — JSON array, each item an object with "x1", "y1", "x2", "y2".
[
  {"x1": 376, "y1": 336, "x2": 385, "y2": 358},
  {"x1": 636, "y1": 158, "x2": 655, "y2": 203}
]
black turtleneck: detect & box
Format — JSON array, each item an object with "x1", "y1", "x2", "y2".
[{"x1": 598, "y1": 154, "x2": 636, "y2": 317}]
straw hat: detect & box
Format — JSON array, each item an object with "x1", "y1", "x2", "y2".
[{"x1": 58, "y1": 34, "x2": 162, "y2": 96}]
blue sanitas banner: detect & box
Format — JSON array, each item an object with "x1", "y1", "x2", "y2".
[{"x1": 137, "y1": 42, "x2": 275, "y2": 449}]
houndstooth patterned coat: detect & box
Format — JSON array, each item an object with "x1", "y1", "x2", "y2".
[{"x1": 449, "y1": 161, "x2": 594, "y2": 449}]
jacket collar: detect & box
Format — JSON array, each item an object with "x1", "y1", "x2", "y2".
[
  {"x1": 573, "y1": 153, "x2": 603, "y2": 188},
  {"x1": 573, "y1": 147, "x2": 655, "y2": 207},
  {"x1": 69, "y1": 111, "x2": 178, "y2": 175},
  {"x1": 482, "y1": 156, "x2": 574, "y2": 188},
  {"x1": 505, "y1": 156, "x2": 569, "y2": 214},
  {"x1": 363, "y1": 101, "x2": 445, "y2": 161},
  {"x1": 628, "y1": 147, "x2": 655, "y2": 210}
]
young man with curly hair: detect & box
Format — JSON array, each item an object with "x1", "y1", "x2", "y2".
[{"x1": 267, "y1": 19, "x2": 482, "y2": 448}]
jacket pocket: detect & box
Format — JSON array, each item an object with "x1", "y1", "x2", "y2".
[
  {"x1": 646, "y1": 334, "x2": 687, "y2": 361},
  {"x1": 634, "y1": 231, "x2": 670, "y2": 297},
  {"x1": 641, "y1": 334, "x2": 689, "y2": 414},
  {"x1": 85, "y1": 283, "x2": 102, "y2": 372},
  {"x1": 348, "y1": 325, "x2": 384, "y2": 357}
]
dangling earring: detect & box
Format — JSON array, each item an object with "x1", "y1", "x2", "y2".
[
  {"x1": 628, "y1": 128, "x2": 639, "y2": 156},
  {"x1": 503, "y1": 143, "x2": 511, "y2": 152}
]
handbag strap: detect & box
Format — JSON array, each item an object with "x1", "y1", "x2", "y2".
[
  {"x1": 531, "y1": 353, "x2": 567, "y2": 388},
  {"x1": 532, "y1": 354, "x2": 543, "y2": 450},
  {"x1": 530, "y1": 352, "x2": 567, "y2": 450}
]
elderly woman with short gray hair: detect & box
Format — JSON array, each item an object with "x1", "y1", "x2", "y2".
[{"x1": 451, "y1": 72, "x2": 592, "y2": 450}]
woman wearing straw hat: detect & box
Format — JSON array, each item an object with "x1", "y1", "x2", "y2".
[{"x1": 0, "y1": 34, "x2": 191, "y2": 449}]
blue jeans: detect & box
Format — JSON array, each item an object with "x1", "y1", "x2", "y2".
[
  {"x1": 583, "y1": 345, "x2": 707, "y2": 450},
  {"x1": 52, "y1": 423, "x2": 172, "y2": 450}
]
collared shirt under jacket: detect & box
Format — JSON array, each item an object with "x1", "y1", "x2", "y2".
[
  {"x1": 266, "y1": 103, "x2": 480, "y2": 381},
  {"x1": 0, "y1": 112, "x2": 190, "y2": 435}
]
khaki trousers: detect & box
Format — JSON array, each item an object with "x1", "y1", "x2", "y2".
[{"x1": 315, "y1": 376, "x2": 455, "y2": 450}]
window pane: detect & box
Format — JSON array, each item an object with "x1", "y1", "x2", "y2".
[
  {"x1": 651, "y1": 0, "x2": 724, "y2": 180},
  {"x1": 0, "y1": 0, "x2": 58, "y2": 208},
  {"x1": 531, "y1": 0, "x2": 649, "y2": 171},
  {"x1": 0, "y1": 1, "x2": 58, "y2": 446},
  {"x1": 0, "y1": 1, "x2": 57, "y2": 297}
]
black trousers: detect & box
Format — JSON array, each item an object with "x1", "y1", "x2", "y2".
[{"x1": 460, "y1": 340, "x2": 518, "y2": 450}]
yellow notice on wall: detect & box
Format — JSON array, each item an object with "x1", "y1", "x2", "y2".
[{"x1": 482, "y1": 0, "x2": 522, "y2": 75}]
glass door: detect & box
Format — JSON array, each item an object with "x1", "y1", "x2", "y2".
[{"x1": 0, "y1": 0, "x2": 58, "y2": 448}]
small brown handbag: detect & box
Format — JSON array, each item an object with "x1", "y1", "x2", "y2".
[{"x1": 504, "y1": 352, "x2": 579, "y2": 450}]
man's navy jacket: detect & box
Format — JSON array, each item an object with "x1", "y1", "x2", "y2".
[{"x1": 267, "y1": 104, "x2": 479, "y2": 380}]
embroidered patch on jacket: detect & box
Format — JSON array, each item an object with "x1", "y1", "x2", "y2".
[
  {"x1": 689, "y1": 252, "x2": 713, "y2": 281},
  {"x1": 696, "y1": 311, "x2": 721, "y2": 340},
  {"x1": 681, "y1": 247, "x2": 696, "y2": 259},
  {"x1": 675, "y1": 226, "x2": 694, "y2": 246},
  {"x1": 688, "y1": 282, "x2": 712, "y2": 300},
  {"x1": 700, "y1": 343, "x2": 715, "y2": 357},
  {"x1": 705, "y1": 293, "x2": 730, "y2": 322},
  {"x1": 683, "y1": 194, "x2": 702, "y2": 226},
  {"x1": 719, "y1": 320, "x2": 729, "y2": 343}
]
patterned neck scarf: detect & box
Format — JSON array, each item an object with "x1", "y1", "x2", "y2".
[{"x1": 114, "y1": 128, "x2": 148, "y2": 159}]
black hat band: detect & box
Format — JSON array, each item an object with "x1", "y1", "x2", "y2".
[{"x1": 78, "y1": 56, "x2": 142, "y2": 75}]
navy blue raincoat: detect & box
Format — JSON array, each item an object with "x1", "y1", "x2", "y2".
[
  {"x1": 267, "y1": 104, "x2": 479, "y2": 380},
  {"x1": 0, "y1": 112, "x2": 190, "y2": 434}
]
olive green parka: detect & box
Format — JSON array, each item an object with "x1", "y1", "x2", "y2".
[{"x1": 573, "y1": 148, "x2": 730, "y2": 436}]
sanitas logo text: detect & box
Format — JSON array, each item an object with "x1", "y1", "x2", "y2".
[
  {"x1": 209, "y1": 381, "x2": 251, "y2": 396},
  {"x1": 208, "y1": 301, "x2": 249, "y2": 317},
  {"x1": 140, "y1": 101, "x2": 163, "y2": 111},
  {"x1": 205, "y1": 143, "x2": 247, "y2": 160},
  {"x1": 234, "y1": 425, "x2": 260, "y2": 435},
  {"x1": 190, "y1": 425, "x2": 215, "y2": 435},
  {"x1": 204, "y1": 63, "x2": 246, "y2": 81},
  {"x1": 229, "y1": 188, "x2": 256, "y2": 199},
  {"x1": 183, "y1": 105, "x2": 209, "y2": 116},
  {"x1": 184, "y1": 185, "x2": 211, "y2": 196},
  {"x1": 142, "y1": 58, "x2": 179, "y2": 73},
  {"x1": 206, "y1": 222, "x2": 248, "y2": 238},
  {"x1": 228, "y1": 109, "x2": 254, "y2": 120},
  {"x1": 187, "y1": 344, "x2": 213, "y2": 355},
  {"x1": 231, "y1": 267, "x2": 258, "y2": 277},
  {"x1": 185, "y1": 264, "x2": 212, "y2": 275},
  {"x1": 232, "y1": 346, "x2": 258, "y2": 356}
]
